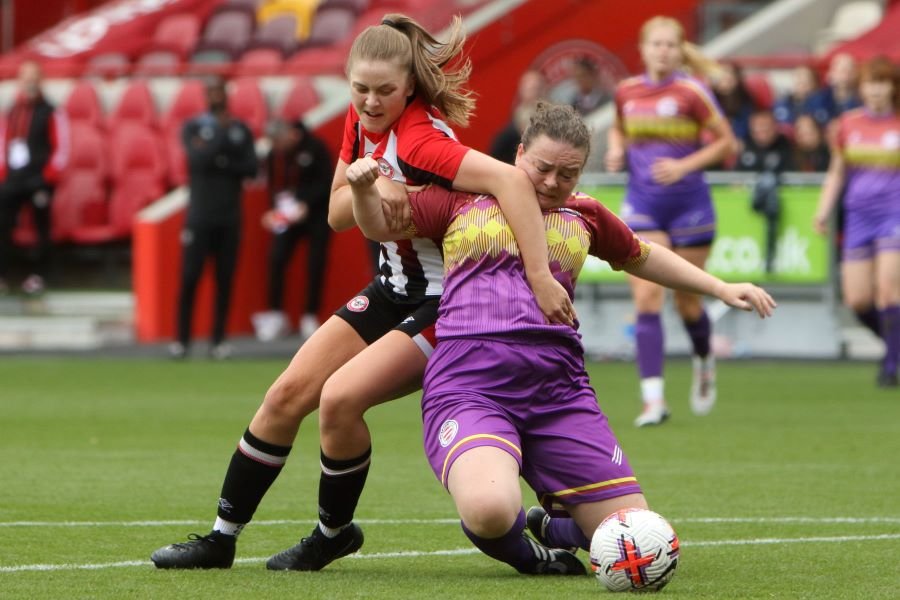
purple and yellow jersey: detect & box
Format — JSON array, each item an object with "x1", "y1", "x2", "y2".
[
  {"x1": 408, "y1": 186, "x2": 650, "y2": 346},
  {"x1": 835, "y1": 108, "x2": 900, "y2": 213},
  {"x1": 614, "y1": 72, "x2": 723, "y2": 198}
]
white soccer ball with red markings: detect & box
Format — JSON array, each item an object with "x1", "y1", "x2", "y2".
[{"x1": 589, "y1": 508, "x2": 679, "y2": 592}]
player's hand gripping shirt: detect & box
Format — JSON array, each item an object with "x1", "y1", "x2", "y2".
[
  {"x1": 341, "y1": 97, "x2": 469, "y2": 299},
  {"x1": 834, "y1": 108, "x2": 900, "y2": 213},
  {"x1": 408, "y1": 186, "x2": 650, "y2": 348},
  {"x1": 614, "y1": 73, "x2": 723, "y2": 198}
]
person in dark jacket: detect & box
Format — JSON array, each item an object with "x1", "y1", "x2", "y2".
[
  {"x1": 171, "y1": 77, "x2": 258, "y2": 360},
  {"x1": 0, "y1": 60, "x2": 69, "y2": 296},
  {"x1": 736, "y1": 109, "x2": 794, "y2": 273},
  {"x1": 252, "y1": 119, "x2": 333, "y2": 342}
]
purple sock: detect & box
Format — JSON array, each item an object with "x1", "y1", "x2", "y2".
[
  {"x1": 879, "y1": 306, "x2": 900, "y2": 376},
  {"x1": 683, "y1": 310, "x2": 711, "y2": 358},
  {"x1": 546, "y1": 516, "x2": 591, "y2": 552},
  {"x1": 635, "y1": 313, "x2": 664, "y2": 378},
  {"x1": 461, "y1": 509, "x2": 539, "y2": 573},
  {"x1": 856, "y1": 308, "x2": 882, "y2": 339}
]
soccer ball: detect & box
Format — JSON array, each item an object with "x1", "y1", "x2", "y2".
[{"x1": 589, "y1": 508, "x2": 679, "y2": 592}]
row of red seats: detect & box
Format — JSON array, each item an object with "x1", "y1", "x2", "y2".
[
  {"x1": 83, "y1": 0, "x2": 447, "y2": 78},
  {"x1": 12, "y1": 75, "x2": 320, "y2": 247}
]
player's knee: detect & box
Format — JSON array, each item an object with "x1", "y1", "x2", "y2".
[
  {"x1": 319, "y1": 379, "x2": 364, "y2": 428},
  {"x1": 262, "y1": 375, "x2": 318, "y2": 422},
  {"x1": 457, "y1": 494, "x2": 519, "y2": 538}
]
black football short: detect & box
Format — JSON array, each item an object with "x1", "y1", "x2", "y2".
[{"x1": 335, "y1": 280, "x2": 439, "y2": 352}]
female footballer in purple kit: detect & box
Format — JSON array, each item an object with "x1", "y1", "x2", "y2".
[
  {"x1": 607, "y1": 16, "x2": 737, "y2": 427},
  {"x1": 348, "y1": 102, "x2": 775, "y2": 574},
  {"x1": 814, "y1": 56, "x2": 900, "y2": 387},
  {"x1": 151, "y1": 14, "x2": 573, "y2": 571}
]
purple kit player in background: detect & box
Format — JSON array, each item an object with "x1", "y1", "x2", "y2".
[
  {"x1": 348, "y1": 102, "x2": 775, "y2": 574},
  {"x1": 814, "y1": 56, "x2": 900, "y2": 387},
  {"x1": 606, "y1": 16, "x2": 738, "y2": 427}
]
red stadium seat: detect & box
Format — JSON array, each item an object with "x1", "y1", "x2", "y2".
[
  {"x1": 279, "y1": 76, "x2": 319, "y2": 120},
  {"x1": 194, "y1": 7, "x2": 256, "y2": 59},
  {"x1": 84, "y1": 52, "x2": 131, "y2": 77},
  {"x1": 14, "y1": 124, "x2": 109, "y2": 245},
  {"x1": 304, "y1": 5, "x2": 356, "y2": 47},
  {"x1": 284, "y1": 44, "x2": 347, "y2": 75},
  {"x1": 71, "y1": 125, "x2": 167, "y2": 243},
  {"x1": 107, "y1": 80, "x2": 157, "y2": 131},
  {"x1": 64, "y1": 81, "x2": 104, "y2": 131},
  {"x1": 248, "y1": 13, "x2": 300, "y2": 56},
  {"x1": 235, "y1": 48, "x2": 286, "y2": 76},
  {"x1": 744, "y1": 72, "x2": 775, "y2": 110},
  {"x1": 150, "y1": 13, "x2": 201, "y2": 58},
  {"x1": 318, "y1": 0, "x2": 370, "y2": 14},
  {"x1": 133, "y1": 50, "x2": 182, "y2": 77},
  {"x1": 228, "y1": 77, "x2": 268, "y2": 138}
]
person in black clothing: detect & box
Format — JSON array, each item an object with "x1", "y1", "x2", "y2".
[
  {"x1": 171, "y1": 77, "x2": 258, "y2": 360},
  {"x1": 736, "y1": 109, "x2": 794, "y2": 273},
  {"x1": 252, "y1": 119, "x2": 333, "y2": 342},
  {"x1": 792, "y1": 113, "x2": 830, "y2": 173},
  {"x1": 0, "y1": 61, "x2": 69, "y2": 296},
  {"x1": 489, "y1": 69, "x2": 547, "y2": 165}
]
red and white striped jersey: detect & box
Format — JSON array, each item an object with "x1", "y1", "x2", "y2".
[{"x1": 340, "y1": 97, "x2": 469, "y2": 298}]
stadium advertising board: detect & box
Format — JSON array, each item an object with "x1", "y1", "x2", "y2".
[{"x1": 578, "y1": 183, "x2": 830, "y2": 284}]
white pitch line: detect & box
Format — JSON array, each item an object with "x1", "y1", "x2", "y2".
[
  {"x1": 2, "y1": 534, "x2": 899, "y2": 574},
  {"x1": 684, "y1": 533, "x2": 900, "y2": 547},
  {"x1": 2, "y1": 516, "x2": 900, "y2": 528}
]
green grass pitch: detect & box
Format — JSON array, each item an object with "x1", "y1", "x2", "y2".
[{"x1": 1, "y1": 357, "x2": 898, "y2": 599}]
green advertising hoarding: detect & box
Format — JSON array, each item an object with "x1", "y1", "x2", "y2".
[{"x1": 577, "y1": 184, "x2": 831, "y2": 284}]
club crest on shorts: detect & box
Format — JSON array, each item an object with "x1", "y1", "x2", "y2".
[
  {"x1": 438, "y1": 419, "x2": 459, "y2": 447},
  {"x1": 346, "y1": 296, "x2": 369, "y2": 312},
  {"x1": 376, "y1": 157, "x2": 395, "y2": 179}
]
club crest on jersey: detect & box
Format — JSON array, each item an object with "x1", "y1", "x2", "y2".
[
  {"x1": 438, "y1": 419, "x2": 459, "y2": 447},
  {"x1": 376, "y1": 158, "x2": 394, "y2": 179},
  {"x1": 656, "y1": 96, "x2": 678, "y2": 117},
  {"x1": 346, "y1": 296, "x2": 369, "y2": 312}
]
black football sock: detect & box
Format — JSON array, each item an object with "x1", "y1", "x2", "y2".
[
  {"x1": 216, "y1": 428, "x2": 292, "y2": 534},
  {"x1": 317, "y1": 446, "x2": 371, "y2": 534}
]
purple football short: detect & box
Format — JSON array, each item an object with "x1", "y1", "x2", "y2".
[
  {"x1": 621, "y1": 187, "x2": 716, "y2": 247},
  {"x1": 422, "y1": 337, "x2": 641, "y2": 508},
  {"x1": 842, "y1": 206, "x2": 900, "y2": 261}
]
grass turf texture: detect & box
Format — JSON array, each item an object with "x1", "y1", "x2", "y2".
[{"x1": 1, "y1": 357, "x2": 898, "y2": 599}]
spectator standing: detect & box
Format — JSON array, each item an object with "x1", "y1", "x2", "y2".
[
  {"x1": 0, "y1": 60, "x2": 69, "y2": 296},
  {"x1": 171, "y1": 77, "x2": 258, "y2": 360},
  {"x1": 736, "y1": 109, "x2": 794, "y2": 273},
  {"x1": 253, "y1": 119, "x2": 333, "y2": 342}
]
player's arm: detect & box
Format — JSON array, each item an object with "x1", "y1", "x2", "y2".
[
  {"x1": 605, "y1": 118, "x2": 627, "y2": 172},
  {"x1": 813, "y1": 151, "x2": 846, "y2": 235},
  {"x1": 626, "y1": 242, "x2": 776, "y2": 318},
  {"x1": 652, "y1": 116, "x2": 737, "y2": 185},
  {"x1": 328, "y1": 159, "x2": 409, "y2": 232},
  {"x1": 347, "y1": 157, "x2": 410, "y2": 242},
  {"x1": 452, "y1": 150, "x2": 575, "y2": 326}
]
